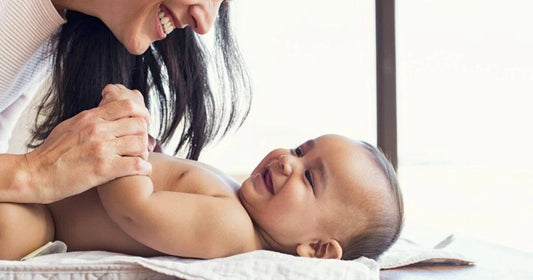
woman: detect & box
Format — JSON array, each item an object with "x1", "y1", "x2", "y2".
[{"x1": 0, "y1": 0, "x2": 250, "y2": 204}]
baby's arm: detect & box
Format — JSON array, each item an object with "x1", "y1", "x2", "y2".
[{"x1": 96, "y1": 173, "x2": 252, "y2": 259}]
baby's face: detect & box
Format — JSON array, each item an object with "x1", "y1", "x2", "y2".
[{"x1": 238, "y1": 134, "x2": 388, "y2": 254}]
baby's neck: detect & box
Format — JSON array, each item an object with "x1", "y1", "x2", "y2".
[
  {"x1": 253, "y1": 223, "x2": 274, "y2": 251},
  {"x1": 250, "y1": 220, "x2": 298, "y2": 256}
]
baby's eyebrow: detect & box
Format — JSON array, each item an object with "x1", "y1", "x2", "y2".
[
  {"x1": 317, "y1": 159, "x2": 327, "y2": 190},
  {"x1": 303, "y1": 139, "x2": 316, "y2": 150}
]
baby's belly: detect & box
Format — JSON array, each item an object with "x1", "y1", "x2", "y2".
[{"x1": 47, "y1": 189, "x2": 160, "y2": 257}]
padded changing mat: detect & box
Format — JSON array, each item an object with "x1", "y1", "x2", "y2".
[{"x1": 0, "y1": 250, "x2": 379, "y2": 280}]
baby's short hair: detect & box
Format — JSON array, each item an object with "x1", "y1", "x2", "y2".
[{"x1": 341, "y1": 142, "x2": 404, "y2": 260}]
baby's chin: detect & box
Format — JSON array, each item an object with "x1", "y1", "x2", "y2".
[{"x1": 240, "y1": 175, "x2": 253, "y2": 190}]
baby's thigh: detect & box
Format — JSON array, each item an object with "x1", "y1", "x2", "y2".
[{"x1": 0, "y1": 203, "x2": 54, "y2": 260}]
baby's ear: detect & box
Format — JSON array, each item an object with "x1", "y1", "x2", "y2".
[{"x1": 296, "y1": 239, "x2": 342, "y2": 259}]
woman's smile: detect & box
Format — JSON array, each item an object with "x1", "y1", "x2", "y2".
[{"x1": 156, "y1": 5, "x2": 177, "y2": 39}]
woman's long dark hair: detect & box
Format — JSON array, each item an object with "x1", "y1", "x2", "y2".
[{"x1": 30, "y1": 3, "x2": 251, "y2": 160}]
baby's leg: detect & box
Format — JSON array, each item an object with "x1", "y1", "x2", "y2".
[{"x1": 0, "y1": 203, "x2": 54, "y2": 260}]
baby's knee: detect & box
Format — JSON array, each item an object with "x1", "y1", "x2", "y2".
[{"x1": 0, "y1": 203, "x2": 54, "y2": 260}]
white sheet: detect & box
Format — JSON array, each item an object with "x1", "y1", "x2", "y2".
[
  {"x1": 378, "y1": 235, "x2": 474, "y2": 269},
  {"x1": 0, "y1": 250, "x2": 379, "y2": 280}
]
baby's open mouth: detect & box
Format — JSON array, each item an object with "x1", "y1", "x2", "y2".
[{"x1": 263, "y1": 170, "x2": 274, "y2": 195}]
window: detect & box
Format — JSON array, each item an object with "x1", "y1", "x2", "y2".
[
  {"x1": 201, "y1": 0, "x2": 378, "y2": 176},
  {"x1": 397, "y1": 0, "x2": 533, "y2": 251}
]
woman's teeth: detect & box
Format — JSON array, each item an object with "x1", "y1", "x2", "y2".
[{"x1": 158, "y1": 8, "x2": 175, "y2": 35}]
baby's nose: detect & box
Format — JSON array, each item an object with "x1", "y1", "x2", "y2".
[{"x1": 278, "y1": 155, "x2": 293, "y2": 176}]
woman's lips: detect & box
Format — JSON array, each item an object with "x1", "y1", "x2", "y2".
[
  {"x1": 161, "y1": 4, "x2": 186, "y2": 29},
  {"x1": 155, "y1": 9, "x2": 166, "y2": 39}
]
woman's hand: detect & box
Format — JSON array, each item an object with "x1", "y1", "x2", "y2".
[{"x1": 23, "y1": 84, "x2": 152, "y2": 203}]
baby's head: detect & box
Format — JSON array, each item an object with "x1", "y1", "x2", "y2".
[{"x1": 238, "y1": 134, "x2": 403, "y2": 260}]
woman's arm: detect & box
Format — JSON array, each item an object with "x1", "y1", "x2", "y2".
[
  {"x1": 0, "y1": 154, "x2": 34, "y2": 203},
  {"x1": 97, "y1": 175, "x2": 252, "y2": 259},
  {"x1": 0, "y1": 85, "x2": 153, "y2": 204}
]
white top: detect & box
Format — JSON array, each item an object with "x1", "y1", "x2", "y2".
[{"x1": 0, "y1": 0, "x2": 65, "y2": 152}]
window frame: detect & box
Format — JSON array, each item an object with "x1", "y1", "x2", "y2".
[{"x1": 376, "y1": 0, "x2": 398, "y2": 169}]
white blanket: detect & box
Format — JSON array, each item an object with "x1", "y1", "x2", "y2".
[
  {"x1": 377, "y1": 235, "x2": 474, "y2": 269},
  {"x1": 0, "y1": 250, "x2": 379, "y2": 280}
]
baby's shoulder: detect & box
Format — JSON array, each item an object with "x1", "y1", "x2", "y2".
[{"x1": 149, "y1": 152, "x2": 240, "y2": 198}]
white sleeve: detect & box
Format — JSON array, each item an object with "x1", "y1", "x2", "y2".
[{"x1": 0, "y1": 0, "x2": 65, "y2": 152}]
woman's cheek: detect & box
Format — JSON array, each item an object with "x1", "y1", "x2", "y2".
[{"x1": 109, "y1": 17, "x2": 152, "y2": 55}]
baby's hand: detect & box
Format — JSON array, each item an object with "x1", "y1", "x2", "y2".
[{"x1": 148, "y1": 135, "x2": 162, "y2": 153}]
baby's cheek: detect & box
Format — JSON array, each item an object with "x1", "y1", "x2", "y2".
[{"x1": 280, "y1": 182, "x2": 309, "y2": 207}]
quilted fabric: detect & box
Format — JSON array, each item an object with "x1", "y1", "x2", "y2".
[
  {"x1": 0, "y1": 250, "x2": 379, "y2": 280},
  {"x1": 378, "y1": 236, "x2": 474, "y2": 269}
]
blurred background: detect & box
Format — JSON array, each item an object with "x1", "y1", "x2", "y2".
[{"x1": 10, "y1": 0, "x2": 533, "y2": 252}]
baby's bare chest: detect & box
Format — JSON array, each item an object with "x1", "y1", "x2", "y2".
[{"x1": 149, "y1": 155, "x2": 240, "y2": 198}]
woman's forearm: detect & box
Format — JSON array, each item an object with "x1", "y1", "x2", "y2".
[{"x1": 0, "y1": 153, "x2": 34, "y2": 203}]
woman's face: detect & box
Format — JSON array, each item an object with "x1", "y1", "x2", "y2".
[{"x1": 96, "y1": 0, "x2": 224, "y2": 54}]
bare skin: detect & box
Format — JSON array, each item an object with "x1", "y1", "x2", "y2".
[
  {"x1": 0, "y1": 135, "x2": 389, "y2": 260},
  {"x1": 2, "y1": 0, "x2": 227, "y2": 204},
  {"x1": 0, "y1": 84, "x2": 152, "y2": 204},
  {"x1": 0, "y1": 152, "x2": 260, "y2": 260}
]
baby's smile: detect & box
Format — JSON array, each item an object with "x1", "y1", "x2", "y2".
[{"x1": 263, "y1": 169, "x2": 274, "y2": 195}]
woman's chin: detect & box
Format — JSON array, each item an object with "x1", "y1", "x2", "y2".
[
  {"x1": 122, "y1": 36, "x2": 151, "y2": 55},
  {"x1": 126, "y1": 43, "x2": 150, "y2": 55}
]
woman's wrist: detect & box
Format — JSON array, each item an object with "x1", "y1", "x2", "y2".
[{"x1": 0, "y1": 153, "x2": 37, "y2": 203}]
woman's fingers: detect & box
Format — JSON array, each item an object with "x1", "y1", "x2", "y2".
[
  {"x1": 109, "y1": 156, "x2": 152, "y2": 179},
  {"x1": 101, "y1": 84, "x2": 144, "y2": 104},
  {"x1": 100, "y1": 84, "x2": 146, "y2": 115},
  {"x1": 108, "y1": 117, "x2": 148, "y2": 138},
  {"x1": 97, "y1": 84, "x2": 151, "y2": 160},
  {"x1": 111, "y1": 135, "x2": 150, "y2": 161},
  {"x1": 21, "y1": 84, "x2": 155, "y2": 203},
  {"x1": 96, "y1": 99, "x2": 151, "y2": 126},
  {"x1": 26, "y1": 119, "x2": 152, "y2": 203}
]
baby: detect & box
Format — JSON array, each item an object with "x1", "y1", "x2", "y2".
[{"x1": 0, "y1": 134, "x2": 403, "y2": 261}]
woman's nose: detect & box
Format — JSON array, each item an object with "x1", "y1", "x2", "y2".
[{"x1": 188, "y1": 1, "x2": 221, "y2": 34}]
